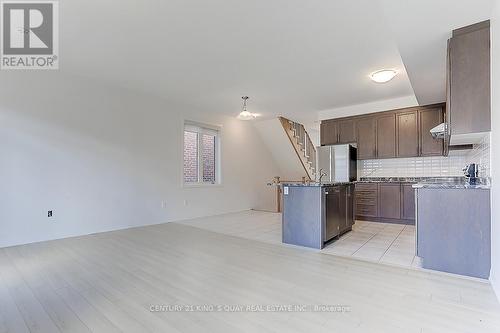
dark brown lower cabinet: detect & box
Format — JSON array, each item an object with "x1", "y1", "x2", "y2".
[
  {"x1": 401, "y1": 184, "x2": 416, "y2": 220},
  {"x1": 355, "y1": 182, "x2": 415, "y2": 224},
  {"x1": 354, "y1": 183, "x2": 378, "y2": 218},
  {"x1": 378, "y1": 184, "x2": 401, "y2": 219}
]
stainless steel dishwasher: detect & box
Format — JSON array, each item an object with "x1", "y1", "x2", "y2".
[{"x1": 324, "y1": 184, "x2": 353, "y2": 242}]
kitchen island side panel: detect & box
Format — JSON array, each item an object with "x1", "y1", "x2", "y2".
[
  {"x1": 417, "y1": 188, "x2": 491, "y2": 279},
  {"x1": 282, "y1": 186, "x2": 324, "y2": 249}
]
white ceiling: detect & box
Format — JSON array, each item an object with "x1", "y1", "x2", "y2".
[
  {"x1": 2, "y1": 0, "x2": 496, "y2": 122},
  {"x1": 61, "y1": 0, "x2": 414, "y2": 121}
]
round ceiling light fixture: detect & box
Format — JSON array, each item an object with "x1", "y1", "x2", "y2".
[
  {"x1": 237, "y1": 96, "x2": 258, "y2": 120},
  {"x1": 370, "y1": 69, "x2": 398, "y2": 83}
]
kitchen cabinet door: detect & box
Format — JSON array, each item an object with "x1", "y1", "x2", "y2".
[
  {"x1": 376, "y1": 114, "x2": 396, "y2": 158},
  {"x1": 378, "y1": 183, "x2": 401, "y2": 219},
  {"x1": 401, "y1": 184, "x2": 415, "y2": 220},
  {"x1": 356, "y1": 117, "x2": 376, "y2": 159},
  {"x1": 325, "y1": 187, "x2": 341, "y2": 241},
  {"x1": 337, "y1": 186, "x2": 348, "y2": 233},
  {"x1": 338, "y1": 119, "x2": 356, "y2": 144},
  {"x1": 417, "y1": 187, "x2": 491, "y2": 278},
  {"x1": 320, "y1": 121, "x2": 338, "y2": 145},
  {"x1": 355, "y1": 183, "x2": 378, "y2": 218},
  {"x1": 419, "y1": 107, "x2": 444, "y2": 156},
  {"x1": 396, "y1": 111, "x2": 419, "y2": 157},
  {"x1": 345, "y1": 184, "x2": 355, "y2": 230},
  {"x1": 449, "y1": 22, "x2": 490, "y2": 135}
]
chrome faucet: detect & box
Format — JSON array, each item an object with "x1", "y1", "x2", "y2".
[{"x1": 318, "y1": 168, "x2": 327, "y2": 184}]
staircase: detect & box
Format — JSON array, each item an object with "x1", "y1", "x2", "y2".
[{"x1": 278, "y1": 117, "x2": 317, "y2": 180}]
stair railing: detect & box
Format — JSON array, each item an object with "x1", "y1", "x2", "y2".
[{"x1": 278, "y1": 117, "x2": 317, "y2": 181}]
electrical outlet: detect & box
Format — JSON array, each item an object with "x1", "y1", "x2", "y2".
[
  {"x1": 183, "y1": 200, "x2": 188, "y2": 206},
  {"x1": 48, "y1": 210, "x2": 53, "y2": 217},
  {"x1": 161, "y1": 200, "x2": 167, "y2": 209}
]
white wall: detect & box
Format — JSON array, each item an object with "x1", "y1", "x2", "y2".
[
  {"x1": 0, "y1": 72, "x2": 280, "y2": 248},
  {"x1": 490, "y1": 4, "x2": 500, "y2": 297},
  {"x1": 318, "y1": 95, "x2": 418, "y2": 120},
  {"x1": 254, "y1": 119, "x2": 307, "y2": 180}
]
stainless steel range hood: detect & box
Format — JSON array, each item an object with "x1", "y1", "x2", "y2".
[
  {"x1": 430, "y1": 122, "x2": 447, "y2": 139},
  {"x1": 431, "y1": 121, "x2": 488, "y2": 146}
]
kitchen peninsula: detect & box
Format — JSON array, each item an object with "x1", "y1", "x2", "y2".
[
  {"x1": 282, "y1": 183, "x2": 354, "y2": 249},
  {"x1": 282, "y1": 144, "x2": 357, "y2": 249}
]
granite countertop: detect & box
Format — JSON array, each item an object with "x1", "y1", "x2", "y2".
[
  {"x1": 281, "y1": 182, "x2": 353, "y2": 187},
  {"x1": 357, "y1": 177, "x2": 422, "y2": 183},
  {"x1": 282, "y1": 177, "x2": 491, "y2": 189},
  {"x1": 412, "y1": 180, "x2": 491, "y2": 190},
  {"x1": 358, "y1": 176, "x2": 491, "y2": 189}
]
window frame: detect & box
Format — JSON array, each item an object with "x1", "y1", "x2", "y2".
[{"x1": 182, "y1": 120, "x2": 222, "y2": 187}]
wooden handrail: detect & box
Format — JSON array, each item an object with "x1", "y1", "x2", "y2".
[
  {"x1": 268, "y1": 176, "x2": 309, "y2": 213},
  {"x1": 269, "y1": 176, "x2": 308, "y2": 184}
]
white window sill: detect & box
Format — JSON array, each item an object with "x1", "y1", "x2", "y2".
[{"x1": 183, "y1": 183, "x2": 223, "y2": 188}]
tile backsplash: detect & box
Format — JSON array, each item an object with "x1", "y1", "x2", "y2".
[
  {"x1": 465, "y1": 134, "x2": 490, "y2": 177},
  {"x1": 358, "y1": 134, "x2": 491, "y2": 178}
]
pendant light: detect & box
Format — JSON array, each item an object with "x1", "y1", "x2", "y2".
[{"x1": 237, "y1": 96, "x2": 257, "y2": 120}]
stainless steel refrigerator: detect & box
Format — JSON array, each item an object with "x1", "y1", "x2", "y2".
[{"x1": 317, "y1": 144, "x2": 357, "y2": 183}]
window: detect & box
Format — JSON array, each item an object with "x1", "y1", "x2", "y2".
[{"x1": 183, "y1": 121, "x2": 220, "y2": 185}]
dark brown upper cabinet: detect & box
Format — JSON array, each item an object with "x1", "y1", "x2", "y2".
[
  {"x1": 419, "y1": 107, "x2": 444, "y2": 156},
  {"x1": 396, "y1": 111, "x2": 419, "y2": 157},
  {"x1": 338, "y1": 119, "x2": 356, "y2": 144},
  {"x1": 356, "y1": 117, "x2": 377, "y2": 159},
  {"x1": 320, "y1": 121, "x2": 338, "y2": 145},
  {"x1": 378, "y1": 183, "x2": 401, "y2": 219},
  {"x1": 320, "y1": 104, "x2": 445, "y2": 160},
  {"x1": 448, "y1": 21, "x2": 491, "y2": 136},
  {"x1": 376, "y1": 114, "x2": 396, "y2": 158}
]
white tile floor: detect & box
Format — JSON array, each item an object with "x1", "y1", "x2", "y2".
[
  {"x1": 180, "y1": 210, "x2": 422, "y2": 269},
  {"x1": 322, "y1": 220, "x2": 421, "y2": 268}
]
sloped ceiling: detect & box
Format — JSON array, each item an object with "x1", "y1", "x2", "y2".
[{"x1": 378, "y1": 0, "x2": 495, "y2": 105}]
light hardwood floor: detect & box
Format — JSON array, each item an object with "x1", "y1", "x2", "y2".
[{"x1": 1, "y1": 211, "x2": 499, "y2": 332}]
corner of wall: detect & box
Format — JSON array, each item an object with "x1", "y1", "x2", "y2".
[{"x1": 490, "y1": 2, "x2": 500, "y2": 301}]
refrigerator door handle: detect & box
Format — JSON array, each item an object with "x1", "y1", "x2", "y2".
[{"x1": 331, "y1": 146, "x2": 335, "y2": 183}]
